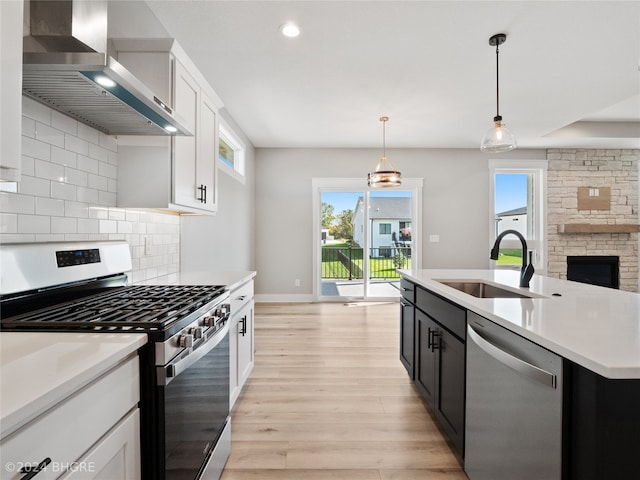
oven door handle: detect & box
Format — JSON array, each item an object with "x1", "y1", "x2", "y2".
[{"x1": 158, "y1": 322, "x2": 229, "y2": 386}]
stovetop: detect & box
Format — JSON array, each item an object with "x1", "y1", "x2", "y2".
[{"x1": 1, "y1": 284, "x2": 227, "y2": 339}]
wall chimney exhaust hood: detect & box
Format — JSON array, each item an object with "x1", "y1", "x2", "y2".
[{"x1": 22, "y1": 0, "x2": 192, "y2": 137}]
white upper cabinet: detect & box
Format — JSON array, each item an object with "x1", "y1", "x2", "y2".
[
  {"x1": 115, "y1": 39, "x2": 221, "y2": 214},
  {"x1": 0, "y1": 0, "x2": 23, "y2": 183}
]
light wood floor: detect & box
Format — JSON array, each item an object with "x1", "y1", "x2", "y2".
[{"x1": 221, "y1": 302, "x2": 468, "y2": 480}]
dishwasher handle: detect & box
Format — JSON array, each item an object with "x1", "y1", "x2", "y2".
[{"x1": 467, "y1": 323, "x2": 556, "y2": 389}]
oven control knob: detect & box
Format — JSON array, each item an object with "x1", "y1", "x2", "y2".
[
  {"x1": 189, "y1": 327, "x2": 203, "y2": 339},
  {"x1": 215, "y1": 304, "x2": 231, "y2": 319},
  {"x1": 177, "y1": 334, "x2": 194, "y2": 348},
  {"x1": 203, "y1": 316, "x2": 217, "y2": 327}
]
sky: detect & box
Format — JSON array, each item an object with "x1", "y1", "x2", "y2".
[
  {"x1": 321, "y1": 174, "x2": 526, "y2": 218},
  {"x1": 495, "y1": 173, "x2": 528, "y2": 214}
]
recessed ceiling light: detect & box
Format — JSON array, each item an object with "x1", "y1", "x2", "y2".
[{"x1": 280, "y1": 23, "x2": 302, "y2": 38}]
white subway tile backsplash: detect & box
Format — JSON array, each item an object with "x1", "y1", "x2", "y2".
[
  {"x1": 88, "y1": 173, "x2": 108, "y2": 191},
  {"x1": 51, "y1": 216, "x2": 77, "y2": 234},
  {"x1": 99, "y1": 161, "x2": 117, "y2": 179},
  {"x1": 51, "y1": 145, "x2": 77, "y2": 168},
  {"x1": 64, "y1": 167, "x2": 89, "y2": 187},
  {"x1": 0, "y1": 213, "x2": 18, "y2": 234},
  {"x1": 99, "y1": 191, "x2": 117, "y2": 206},
  {"x1": 21, "y1": 156, "x2": 35, "y2": 176},
  {"x1": 99, "y1": 219, "x2": 117, "y2": 234},
  {"x1": 36, "y1": 234, "x2": 65, "y2": 242},
  {"x1": 35, "y1": 159, "x2": 64, "y2": 182},
  {"x1": 2, "y1": 99, "x2": 180, "y2": 283},
  {"x1": 77, "y1": 155, "x2": 100, "y2": 174},
  {"x1": 22, "y1": 117, "x2": 35, "y2": 138},
  {"x1": 50, "y1": 110, "x2": 78, "y2": 135},
  {"x1": 108, "y1": 209, "x2": 126, "y2": 221},
  {"x1": 100, "y1": 133, "x2": 118, "y2": 152},
  {"x1": 77, "y1": 186, "x2": 99, "y2": 204},
  {"x1": 22, "y1": 97, "x2": 51, "y2": 124},
  {"x1": 77, "y1": 218, "x2": 100, "y2": 234},
  {"x1": 89, "y1": 143, "x2": 110, "y2": 162},
  {"x1": 2, "y1": 191, "x2": 35, "y2": 214},
  {"x1": 35, "y1": 197, "x2": 65, "y2": 216},
  {"x1": 22, "y1": 136, "x2": 51, "y2": 161},
  {"x1": 35, "y1": 122, "x2": 65, "y2": 148},
  {"x1": 18, "y1": 214, "x2": 50, "y2": 233},
  {"x1": 65, "y1": 201, "x2": 89, "y2": 218},
  {"x1": 51, "y1": 181, "x2": 77, "y2": 201},
  {"x1": 65, "y1": 134, "x2": 89, "y2": 156},
  {"x1": 77, "y1": 123, "x2": 100, "y2": 145}
]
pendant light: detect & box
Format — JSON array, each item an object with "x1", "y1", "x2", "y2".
[
  {"x1": 368, "y1": 116, "x2": 401, "y2": 188},
  {"x1": 480, "y1": 33, "x2": 517, "y2": 153}
]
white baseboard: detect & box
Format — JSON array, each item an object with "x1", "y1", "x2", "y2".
[{"x1": 255, "y1": 293, "x2": 315, "y2": 303}]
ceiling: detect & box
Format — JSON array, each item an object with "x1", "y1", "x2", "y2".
[{"x1": 113, "y1": 1, "x2": 640, "y2": 150}]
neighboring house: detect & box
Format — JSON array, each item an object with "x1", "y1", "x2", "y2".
[
  {"x1": 352, "y1": 196, "x2": 411, "y2": 256},
  {"x1": 496, "y1": 206, "x2": 527, "y2": 237}
]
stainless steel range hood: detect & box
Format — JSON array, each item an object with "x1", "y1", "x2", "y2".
[{"x1": 23, "y1": 0, "x2": 192, "y2": 137}]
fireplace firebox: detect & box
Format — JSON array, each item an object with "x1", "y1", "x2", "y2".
[{"x1": 566, "y1": 256, "x2": 619, "y2": 289}]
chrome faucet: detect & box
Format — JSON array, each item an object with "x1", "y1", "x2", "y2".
[{"x1": 490, "y1": 229, "x2": 535, "y2": 288}]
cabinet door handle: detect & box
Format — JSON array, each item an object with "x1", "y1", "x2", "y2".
[
  {"x1": 467, "y1": 323, "x2": 557, "y2": 388},
  {"x1": 239, "y1": 315, "x2": 247, "y2": 336},
  {"x1": 428, "y1": 328, "x2": 441, "y2": 352},
  {"x1": 400, "y1": 301, "x2": 410, "y2": 307},
  {"x1": 20, "y1": 457, "x2": 51, "y2": 479},
  {"x1": 197, "y1": 184, "x2": 207, "y2": 203}
]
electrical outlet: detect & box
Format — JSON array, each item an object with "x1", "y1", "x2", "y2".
[
  {"x1": 144, "y1": 236, "x2": 152, "y2": 256},
  {"x1": 295, "y1": 279, "x2": 301, "y2": 287}
]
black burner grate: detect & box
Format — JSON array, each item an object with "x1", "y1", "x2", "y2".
[{"x1": 1, "y1": 285, "x2": 226, "y2": 332}]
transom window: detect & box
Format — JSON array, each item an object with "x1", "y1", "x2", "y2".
[{"x1": 218, "y1": 121, "x2": 246, "y2": 183}]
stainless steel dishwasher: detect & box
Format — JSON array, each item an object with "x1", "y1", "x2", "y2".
[{"x1": 465, "y1": 311, "x2": 563, "y2": 480}]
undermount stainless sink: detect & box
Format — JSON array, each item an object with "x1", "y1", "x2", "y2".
[{"x1": 437, "y1": 281, "x2": 537, "y2": 299}]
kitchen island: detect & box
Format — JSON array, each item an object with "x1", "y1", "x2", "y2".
[{"x1": 398, "y1": 269, "x2": 640, "y2": 480}]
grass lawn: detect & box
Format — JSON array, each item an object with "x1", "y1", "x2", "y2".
[{"x1": 496, "y1": 248, "x2": 523, "y2": 265}]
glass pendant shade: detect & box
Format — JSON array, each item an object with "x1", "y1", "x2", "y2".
[
  {"x1": 368, "y1": 116, "x2": 401, "y2": 188},
  {"x1": 481, "y1": 33, "x2": 516, "y2": 153},
  {"x1": 480, "y1": 117, "x2": 517, "y2": 153}
]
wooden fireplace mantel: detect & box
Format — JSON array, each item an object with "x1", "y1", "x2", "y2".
[{"x1": 559, "y1": 224, "x2": 640, "y2": 234}]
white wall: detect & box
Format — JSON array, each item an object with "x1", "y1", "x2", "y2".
[{"x1": 254, "y1": 147, "x2": 546, "y2": 298}]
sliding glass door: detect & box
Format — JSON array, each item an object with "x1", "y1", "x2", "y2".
[{"x1": 313, "y1": 178, "x2": 422, "y2": 301}]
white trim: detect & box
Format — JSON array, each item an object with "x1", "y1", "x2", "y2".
[
  {"x1": 255, "y1": 293, "x2": 315, "y2": 303},
  {"x1": 488, "y1": 159, "x2": 548, "y2": 275},
  {"x1": 311, "y1": 177, "x2": 423, "y2": 301}
]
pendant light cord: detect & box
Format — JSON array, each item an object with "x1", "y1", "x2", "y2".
[{"x1": 495, "y1": 42, "x2": 500, "y2": 120}]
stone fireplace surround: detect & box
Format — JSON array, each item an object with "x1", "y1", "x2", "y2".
[{"x1": 546, "y1": 149, "x2": 639, "y2": 292}]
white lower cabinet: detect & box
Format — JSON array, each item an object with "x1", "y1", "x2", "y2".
[
  {"x1": 229, "y1": 279, "x2": 255, "y2": 409},
  {"x1": 0, "y1": 357, "x2": 141, "y2": 480},
  {"x1": 58, "y1": 409, "x2": 140, "y2": 480}
]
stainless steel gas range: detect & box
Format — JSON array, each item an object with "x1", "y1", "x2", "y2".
[{"x1": 0, "y1": 241, "x2": 232, "y2": 480}]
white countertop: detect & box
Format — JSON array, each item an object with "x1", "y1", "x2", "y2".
[
  {"x1": 136, "y1": 270, "x2": 256, "y2": 291},
  {"x1": 0, "y1": 332, "x2": 147, "y2": 439},
  {"x1": 398, "y1": 269, "x2": 640, "y2": 379}
]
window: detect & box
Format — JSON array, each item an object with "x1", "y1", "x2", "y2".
[
  {"x1": 218, "y1": 121, "x2": 246, "y2": 183},
  {"x1": 489, "y1": 160, "x2": 547, "y2": 274},
  {"x1": 379, "y1": 223, "x2": 391, "y2": 235}
]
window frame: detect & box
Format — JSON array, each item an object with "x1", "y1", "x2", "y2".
[
  {"x1": 489, "y1": 159, "x2": 548, "y2": 275},
  {"x1": 218, "y1": 119, "x2": 246, "y2": 184}
]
